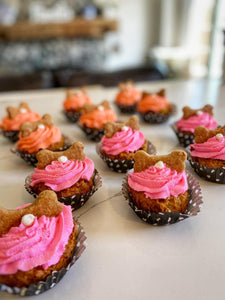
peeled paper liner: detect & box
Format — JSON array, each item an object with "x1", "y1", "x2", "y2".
[
  {"x1": 116, "y1": 103, "x2": 137, "y2": 114},
  {"x1": 63, "y1": 110, "x2": 81, "y2": 123},
  {"x1": 0, "y1": 219, "x2": 86, "y2": 296},
  {"x1": 122, "y1": 171, "x2": 203, "y2": 225},
  {"x1": 96, "y1": 141, "x2": 157, "y2": 173},
  {"x1": 25, "y1": 169, "x2": 102, "y2": 210},
  {"x1": 78, "y1": 122, "x2": 105, "y2": 142},
  {"x1": 139, "y1": 104, "x2": 176, "y2": 124},
  {"x1": 0, "y1": 128, "x2": 19, "y2": 143},
  {"x1": 171, "y1": 123, "x2": 194, "y2": 147},
  {"x1": 11, "y1": 135, "x2": 72, "y2": 167},
  {"x1": 186, "y1": 147, "x2": 225, "y2": 184}
]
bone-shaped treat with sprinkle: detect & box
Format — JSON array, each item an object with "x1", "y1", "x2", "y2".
[
  {"x1": 194, "y1": 125, "x2": 225, "y2": 144},
  {"x1": 19, "y1": 114, "x2": 53, "y2": 137},
  {"x1": 0, "y1": 190, "x2": 63, "y2": 236},
  {"x1": 79, "y1": 100, "x2": 111, "y2": 114},
  {"x1": 66, "y1": 87, "x2": 86, "y2": 98},
  {"x1": 7, "y1": 102, "x2": 30, "y2": 119},
  {"x1": 133, "y1": 150, "x2": 187, "y2": 173},
  {"x1": 142, "y1": 88, "x2": 166, "y2": 99},
  {"x1": 182, "y1": 104, "x2": 213, "y2": 120},
  {"x1": 104, "y1": 115, "x2": 140, "y2": 138},
  {"x1": 118, "y1": 81, "x2": 134, "y2": 91},
  {"x1": 36, "y1": 141, "x2": 85, "y2": 169}
]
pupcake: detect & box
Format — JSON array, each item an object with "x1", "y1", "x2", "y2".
[
  {"x1": 0, "y1": 102, "x2": 40, "y2": 142},
  {"x1": 188, "y1": 126, "x2": 225, "y2": 183},
  {"x1": 63, "y1": 88, "x2": 92, "y2": 122},
  {"x1": 25, "y1": 142, "x2": 102, "y2": 210},
  {"x1": 97, "y1": 115, "x2": 156, "y2": 172},
  {"x1": 122, "y1": 150, "x2": 202, "y2": 225},
  {"x1": 172, "y1": 104, "x2": 218, "y2": 147},
  {"x1": 115, "y1": 81, "x2": 142, "y2": 113},
  {"x1": 11, "y1": 114, "x2": 71, "y2": 166},
  {"x1": 137, "y1": 89, "x2": 173, "y2": 123},
  {"x1": 0, "y1": 190, "x2": 86, "y2": 296},
  {"x1": 79, "y1": 100, "x2": 117, "y2": 141}
]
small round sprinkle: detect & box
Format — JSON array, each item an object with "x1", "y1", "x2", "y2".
[
  {"x1": 58, "y1": 156, "x2": 68, "y2": 163},
  {"x1": 20, "y1": 108, "x2": 27, "y2": 113},
  {"x1": 216, "y1": 133, "x2": 223, "y2": 140},
  {"x1": 98, "y1": 105, "x2": 104, "y2": 111},
  {"x1": 22, "y1": 214, "x2": 35, "y2": 226},
  {"x1": 122, "y1": 126, "x2": 129, "y2": 131},
  {"x1": 197, "y1": 111, "x2": 203, "y2": 115},
  {"x1": 155, "y1": 161, "x2": 164, "y2": 168},
  {"x1": 38, "y1": 124, "x2": 45, "y2": 129}
]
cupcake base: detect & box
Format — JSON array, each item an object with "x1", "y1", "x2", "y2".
[
  {"x1": 0, "y1": 219, "x2": 86, "y2": 296},
  {"x1": 1, "y1": 129, "x2": 19, "y2": 142},
  {"x1": 25, "y1": 169, "x2": 102, "y2": 210},
  {"x1": 171, "y1": 123, "x2": 194, "y2": 147},
  {"x1": 96, "y1": 141, "x2": 156, "y2": 173},
  {"x1": 63, "y1": 110, "x2": 81, "y2": 123},
  {"x1": 116, "y1": 103, "x2": 137, "y2": 114},
  {"x1": 122, "y1": 171, "x2": 202, "y2": 225},
  {"x1": 139, "y1": 104, "x2": 176, "y2": 124},
  {"x1": 78, "y1": 122, "x2": 105, "y2": 142}
]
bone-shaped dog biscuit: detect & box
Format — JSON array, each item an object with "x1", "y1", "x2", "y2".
[
  {"x1": 20, "y1": 114, "x2": 53, "y2": 137},
  {"x1": 142, "y1": 88, "x2": 166, "y2": 99},
  {"x1": 182, "y1": 104, "x2": 213, "y2": 120},
  {"x1": 66, "y1": 87, "x2": 86, "y2": 98},
  {"x1": 80, "y1": 100, "x2": 110, "y2": 114},
  {"x1": 133, "y1": 150, "x2": 187, "y2": 173},
  {"x1": 36, "y1": 141, "x2": 85, "y2": 169},
  {"x1": 194, "y1": 126, "x2": 225, "y2": 144},
  {"x1": 7, "y1": 102, "x2": 30, "y2": 119},
  {"x1": 118, "y1": 81, "x2": 134, "y2": 91},
  {"x1": 0, "y1": 190, "x2": 63, "y2": 236},
  {"x1": 104, "y1": 115, "x2": 140, "y2": 138}
]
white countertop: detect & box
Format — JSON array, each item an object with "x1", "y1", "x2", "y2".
[{"x1": 0, "y1": 79, "x2": 225, "y2": 300}]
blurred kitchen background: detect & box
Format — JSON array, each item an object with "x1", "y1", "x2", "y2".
[{"x1": 0, "y1": 0, "x2": 224, "y2": 91}]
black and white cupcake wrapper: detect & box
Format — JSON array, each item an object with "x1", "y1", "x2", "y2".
[
  {"x1": 186, "y1": 147, "x2": 225, "y2": 184},
  {"x1": 96, "y1": 141, "x2": 157, "y2": 173},
  {"x1": 78, "y1": 122, "x2": 105, "y2": 142},
  {"x1": 11, "y1": 135, "x2": 72, "y2": 167},
  {"x1": 25, "y1": 169, "x2": 102, "y2": 210},
  {"x1": 171, "y1": 123, "x2": 194, "y2": 147},
  {"x1": 0, "y1": 220, "x2": 86, "y2": 296},
  {"x1": 1, "y1": 129, "x2": 20, "y2": 142},
  {"x1": 122, "y1": 171, "x2": 202, "y2": 225},
  {"x1": 63, "y1": 110, "x2": 81, "y2": 123},
  {"x1": 116, "y1": 103, "x2": 137, "y2": 114},
  {"x1": 139, "y1": 104, "x2": 176, "y2": 124}
]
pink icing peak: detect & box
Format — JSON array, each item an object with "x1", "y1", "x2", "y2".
[
  {"x1": 0, "y1": 205, "x2": 74, "y2": 275},
  {"x1": 128, "y1": 164, "x2": 188, "y2": 199},
  {"x1": 101, "y1": 127, "x2": 145, "y2": 155},
  {"x1": 176, "y1": 112, "x2": 218, "y2": 133},
  {"x1": 191, "y1": 135, "x2": 225, "y2": 160},
  {"x1": 30, "y1": 158, "x2": 95, "y2": 191}
]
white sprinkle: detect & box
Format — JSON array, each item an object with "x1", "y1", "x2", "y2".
[
  {"x1": 38, "y1": 124, "x2": 45, "y2": 129},
  {"x1": 20, "y1": 108, "x2": 27, "y2": 113},
  {"x1": 22, "y1": 214, "x2": 35, "y2": 226},
  {"x1": 197, "y1": 111, "x2": 203, "y2": 115},
  {"x1": 58, "y1": 156, "x2": 68, "y2": 163},
  {"x1": 216, "y1": 133, "x2": 223, "y2": 140},
  {"x1": 122, "y1": 126, "x2": 129, "y2": 131},
  {"x1": 155, "y1": 161, "x2": 164, "y2": 168},
  {"x1": 97, "y1": 105, "x2": 104, "y2": 111}
]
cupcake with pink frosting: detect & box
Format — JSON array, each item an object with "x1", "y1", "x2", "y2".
[
  {"x1": 0, "y1": 190, "x2": 86, "y2": 296},
  {"x1": 96, "y1": 115, "x2": 156, "y2": 172},
  {"x1": 188, "y1": 126, "x2": 225, "y2": 183},
  {"x1": 25, "y1": 142, "x2": 102, "y2": 210},
  {"x1": 122, "y1": 150, "x2": 203, "y2": 225},
  {"x1": 172, "y1": 104, "x2": 218, "y2": 147}
]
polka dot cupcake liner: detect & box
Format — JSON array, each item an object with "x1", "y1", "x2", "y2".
[
  {"x1": 0, "y1": 219, "x2": 86, "y2": 296},
  {"x1": 96, "y1": 141, "x2": 157, "y2": 173},
  {"x1": 116, "y1": 103, "x2": 137, "y2": 114},
  {"x1": 139, "y1": 104, "x2": 176, "y2": 124},
  {"x1": 122, "y1": 171, "x2": 202, "y2": 225},
  {"x1": 11, "y1": 135, "x2": 72, "y2": 167},
  {"x1": 171, "y1": 123, "x2": 194, "y2": 147},
  {"x1": 63, "y1": 110, "x2": 81, "y2": 123},
  {"x1": 1, "y1": 129, "x2": 19, "y2": 142},
  {"x1": 78, "y1": 122, "x2": 105, "y2": 142},
  {"x1": 186, "y1": 147, "x2": 225, "y2": 184},
  {"x1": 25, "y1": 169, "x2": 102, "y2": 210}
]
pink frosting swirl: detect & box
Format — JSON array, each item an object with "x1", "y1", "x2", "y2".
[
  {"x1": 176, "y1": 112, "x2": 218, "y2": 133},
  {"x1": 30, "y1": 158, "x2": 95, "y2": 191},
  {"x1": 191, "y1": 135, "x2": 225, "y2": 159},
  {"x1": 128, "y1": 164, "x2": 188, "y2": 199},
  {"x1": 0, "y1": 205, "x2": 74, "y2": 275},
  {"x1": 101, "y1": 128, "x2": 145, "y2": 155}
]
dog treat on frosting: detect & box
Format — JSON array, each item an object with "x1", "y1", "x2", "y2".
[
  {"x1": 142, "y1": 88, "x2": 165, "y2": 99},
  {"x1": 182, "y1": 104, "x2": 213, "y2": 120},
  {"x1": 19, "y1": 114, "x2": 53, "y2": 137},
  {"x1": 194, "y1": 125, "x2": 225, "y2": 144},
  {"x1": 133, "y1": 150, "x2": 187, "y2": 173},
  {"x1": 7, "y1": 102, "x2": 30, "y2": 119},
  {"x1": 36, "y1": 142, "x2": 85, "y2": 169},
  {"x1": 79, "y1": 100, "x2": 111, "y2": 114},
  {"x1": 104, "y1": 115, "x2": 140, "y2": 138},
  {"x1": 0, "y1": 190, "x2": 63, "y2": 236}
]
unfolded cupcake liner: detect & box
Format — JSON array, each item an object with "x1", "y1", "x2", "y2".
[
  {"x1": 11, "y1": 135, "x2": 72, "y2": 167},
  {"x1": 122, "y1": 171, "x2": 202, "y2": 225},
  {"x1": 0, "y1": 219, "x2": 86, "y2": 296},
  {"x1": 63, "y1": 110, "x2": 81, "y2": 123},
  {"x1": 186, "y1": 147, "x2": 225, "y2": 184},
  {"x1": 78, "y1": 122, "x2": 105, "y2": 142},
  {"x1": 96, "y1": 141, "x2": 157, "y2": 173},
  {"x1": 116, "y1": 103, "x2": 137, "y2": 114},
  {"x1": 171, "y1": 123, "x2": 194, "y2": 147},
  {"x1": 139, "y1": 104, "x2": 176, "y2": 124},
  {"x1": 1, "y1": 128, "x2": 20, "y2": 142},
  {"x1": 25, "y1": 169, "x2": 102, "y2": 210}
]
